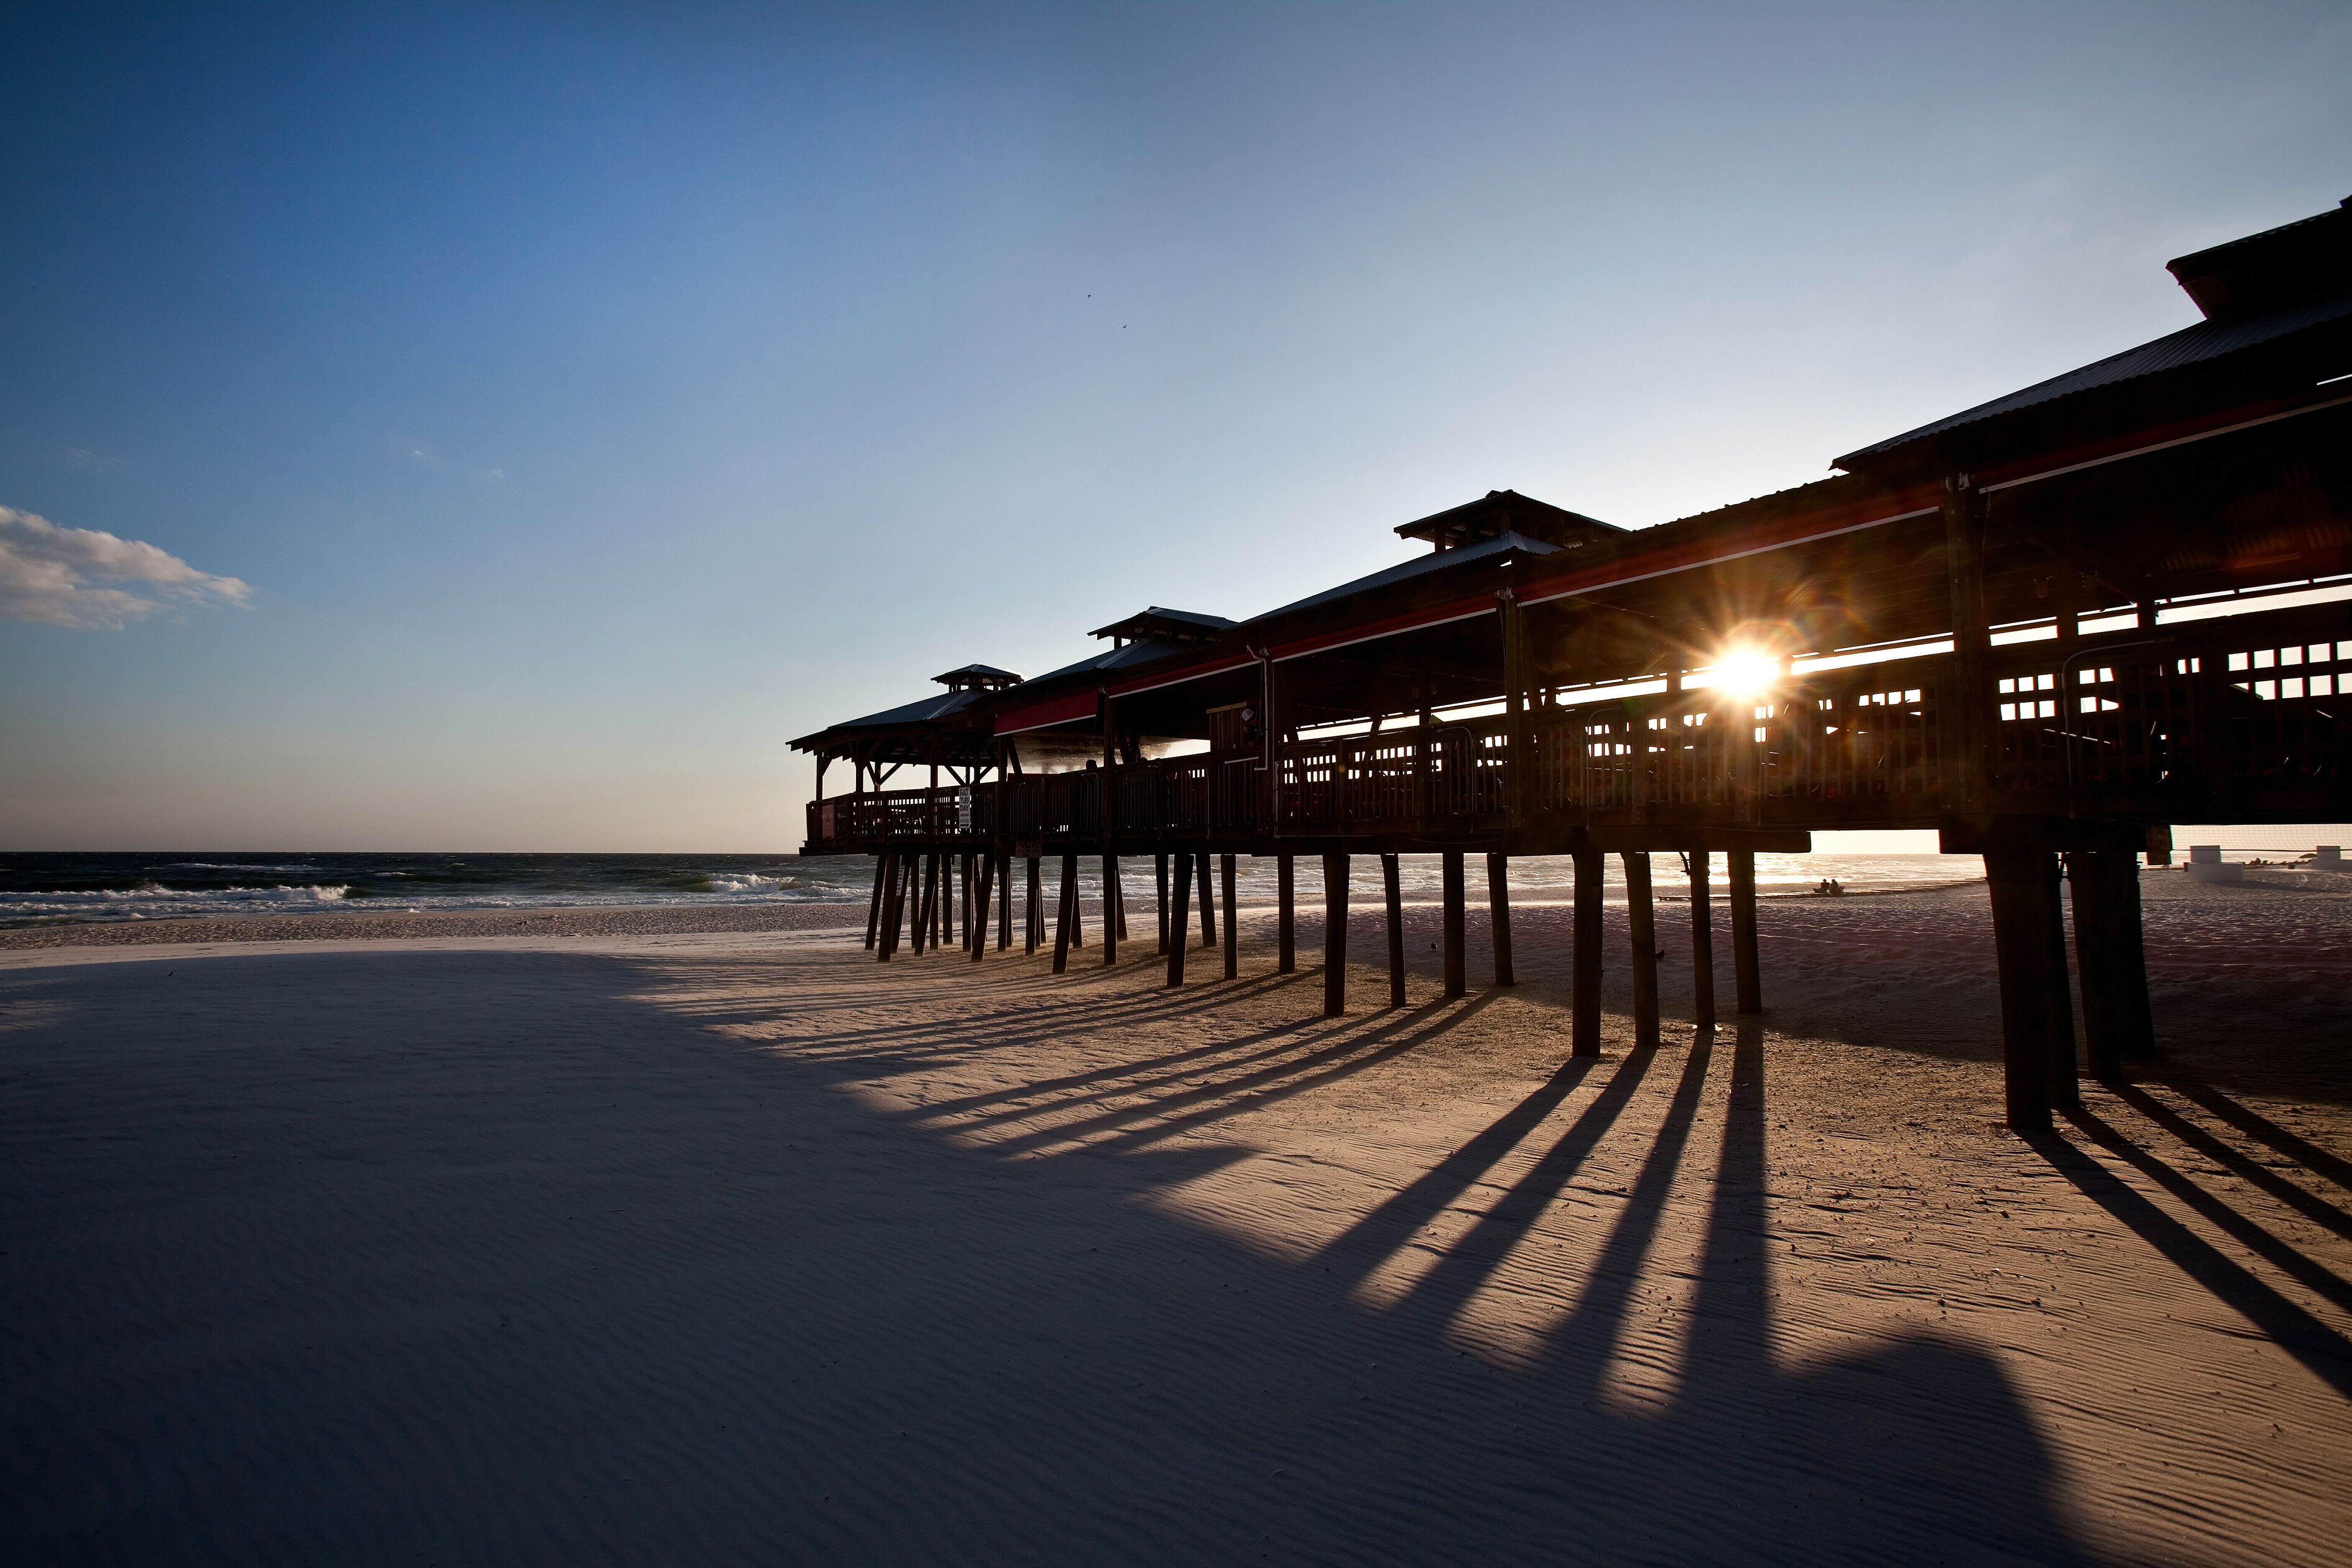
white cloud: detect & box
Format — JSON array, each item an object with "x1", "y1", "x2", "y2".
[{"x1": 0, "y1": 507, "x2": 251, "y2": 630}]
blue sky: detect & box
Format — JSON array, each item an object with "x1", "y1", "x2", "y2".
[{"x1": 3, "y1": 1, "x2": 2347, "y2": 850}]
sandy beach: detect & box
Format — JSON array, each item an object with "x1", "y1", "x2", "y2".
[{"x1": 6, "y1": 872, "x2": 2350, "y2": 1564}]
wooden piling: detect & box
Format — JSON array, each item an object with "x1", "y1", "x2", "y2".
[
  {"x1": 1221, "y1": 854, "x2": 1238, "y2": 979},
  {"x1": 1197, "y1": 855, "x2": 1216, "y2": 948},
  {"x1": 1277, "y1": 854, "x2": 1296, "y2": 973},
  {"x1": 1572, "y1": 847, "x2": 1602, "y2": 1056},
  {"x1": 1052, "y1": 853, "x2": 1077, "y2": 974},
  {"x1": 1113, "y1": 867, "x2": 1129, "y2": 941},
  {"x1": 997, "y1": 851, "x2": 1012, "y2": 951},
  {"x1": 1486, "y1": 852, "x2": 1515, "y2": 987},
  {"x1": 2068, "y1": 846, "x2": 2154, "y2": 1081},
  {"x1": 1382, "y1": 852, "x2": 1405, "y2": 1007},
  {"x1": 1441, "y1": 850, "x2": 1467, "y2": 999},
  {"x1": 865, "y1": 852, "x2": 889, "y2": 951},
  {"x1": 1688, "y1": 849, "x2": 1716, "y2": 1030},
  {"x1": 2042, "y1": 855, "x2": 2080, "y2": 1111},
  {"x1": 1025, "y1": 856, "x2": 1043, "y2": 955},
  {"x1": 876, "y1": 851, "x2": 901, "y2": 962},
  {"x1": 1102, "y1": 855, "x2": 1119, "y2": 965},
  {"x1": 1323, "y1": 852, "x2": 1351, "y2": 1017},
  {"x1": 1167, "y1": 852, "x2": 1192, "y2": 987},
  {"x1": 1728, "y1": 848, "x2": 1761, "y2": 1014},
  {"x1": 1156, "y1": 853, "x2": 1170, "y2": 954},
  {"x1": 1623, "y1": 851, "x2": 1659, "y2": 1050},
  {"x1": 969, "y1": 852, "x2": 994, "y2": 960},
  {"x1": 1984, "y1": 842, "x2": 2060, "y2": 1134},
  {"x1": 915, "y1": 854, "x2": 938, "y2": 955}
]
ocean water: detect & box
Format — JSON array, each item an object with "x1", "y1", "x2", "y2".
[
  {"x1": 0, "y1": 853, "x2": 874, "y2": 928},
  {"x1": 0, "y1": 849, "x2": 1981, "y2": 928}
]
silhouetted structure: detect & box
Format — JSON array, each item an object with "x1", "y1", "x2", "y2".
[{"x1": 795, "y1": 199, "x2": 2352, "y2": 1131}]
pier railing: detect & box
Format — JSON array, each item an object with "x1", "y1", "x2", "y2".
[{"x1": 805, "y1": 606, "x2": 2350, "y2": 850}]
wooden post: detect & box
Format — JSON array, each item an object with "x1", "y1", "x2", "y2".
[
  {"x1": 877, "y1": 851, "x2": 901, "y2": 962},
  {"x1": 1196, "y1": 855, "x2": 1216, "y2": 948},
  {"x1": 1052, "y1": 853, "x2": 1077, "y2": 974},
  {"x1": 938, "y1": 854, "x2": 952, "y2": 948},
  {"x1": 1984, "y1": 841, "x2": 2058, "y2": 1134},
  {"x1": 1113, "y1": 869, "x2": 1128, "y2": 941},
  {"x1": 2068, "y1": 846, "x2": 2155, "y2": 1082},
  {"x1": 1572, "y1": 847, "x2": 1602, "y2": 1056},
  {"x1": 1156, "y1": 852, "x2": 1170, "y2": 953},
  {"x1": 1102, "y1": 855, "x2": 1119, "y2": 965},
  {"x1": 1167, "y1": 852, "x2": 1192, "y2": 986},
  {"x1": 865, "y1": 852, "x2": 889, "y2": 951},
  {"x1": 1025, "y1": 856, "x2": 1043, "y2": 955},
  {"x1": 2043, "y1": 855, "x2": 2080, "y2": 1111},
  {"x1": 1729, "y1": 848, "x2": 1761, "y2": 1014},
  {"x1": 1441, "y1": 850, "x2": 1467, "y2": 999},
  {"x1": 1221, "y1": 854, "x2": 1238, "y2": 978},
  {"x1": 1323, "y1": 852, "x2": 1351, "y2": 1017},
  {"x1": 1688, "y1": 848, "x2": 1716, "y2": 1030},
  {"x1": 1486, "y1": 852, "x2": 1515, "y2": 987},
  {"x1": 1382, "y1": 852, "x2": 1406, "y2": 1008},
  {"x1": 969, "y1": 852, "x2": 994, "y2": 962},
  {"x1": 915, "y1": 854, "x2": 938, "y2": 955},
  {"x1": 997, "y1": 851, "x2": 1012, "y2": 951},
  {"x1": 1623, "y1": 851, "x2": 1660, "y2": 1051},
  {"x1": 898, "y1": 853, "x2": 918, "y2": 956},
  {"x1": 1277, "y1": 854, "x2": 1296, "y2": 973},
  {"x1": 1943, "y1": 477, "x2": 1992, "y2": 811}
]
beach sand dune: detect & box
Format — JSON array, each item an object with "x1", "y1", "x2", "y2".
[{"x1": 4, "y1": 876, "x2": 2348, "y2": 1564}]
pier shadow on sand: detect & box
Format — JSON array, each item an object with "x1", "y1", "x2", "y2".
[{"x1": 5, "y1": 949, "x2": 2125, "y2": 1564}]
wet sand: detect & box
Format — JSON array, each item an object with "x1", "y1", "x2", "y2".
[{"x1": 5, "y1": 874, "x2": 2349, "y2": 1564}]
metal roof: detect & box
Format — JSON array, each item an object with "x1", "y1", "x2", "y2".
[
  {"x1": 1258, "y1": 531, "x2": 1563, "y2": 618},
  {"x1": 828, "y1": 686, "x2": 986, "y2": 731},
  {"x1": 1835, "y1": 283, "x2": 2352, "y2": 467}
]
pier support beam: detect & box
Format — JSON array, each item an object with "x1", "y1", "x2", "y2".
[
  {"x1": 2042, "y1": 861, "x2": 2080, "y2": 1112},
  {"x1": 1156, "y1": 853, "x2": 1170, "y2": 953},
  {"x1": 1197, "y1": 855, "x2": 1216, "y2": 949},
  {"x1": 866, "y1": 853, "x2": 889, "y2": 951},
  {"x1": 997, "y1": 851, "x2": 1011, "y2": 951},
  {"x1": 2067, "y1": 846, "x2": 2155, "y2": 1081},
  {"x1": 1688, "y1": 849, "x2": 1716, "y2": 1030},
  {"x1": 1623, "y1": 851, "x2": 1660, "y2": 1051},
  {"x1": 970, "y1": 853, "x2": 994, "y2": 961},
  {"x1": 1102, "y1": 855, "x2": 1119, "y2": 966},
  {"x1": 1442, "y1": 850, "x2": 1467, "y2": 999},
  {"x1": 1052, "y1": 853, "x2": 1077, "y2": 974},
  {"x1": 1985, "y1": 841, "x2": 2072, "y2": 1133},
  {"x1": 1113, "y1": 867, "x2": 1129, "y2": 942},
  {"x1": 916, "y1": 854, "x2": 938, "y2": 956},
  {"x1": 1277, "y1": 855, "x2": 1296, "y2": 973},
  {"x1": 1728, "y1": 848, "x2": 1761, "y2": 1014},
  {"x1": 1486, "y1": 852, "x2": 1515, "y2": 987},
  {"x1": 1382, "y1": 853, "x2": 1406, "y2": 1008},
  {"x1": 1571, "y1": 847, "x2": 1602, "y2": 1057},
  {"x1": 1221, "y1": 854, "x2": 1238, "y2": 979},
  {"x1": 1167, "y1": 852, "x2": 1193, "y2": 987},
  {"x1": 1025, "y1": 857, "x2": 1043, "y2": 955},
  {"x1": 1323, "y1": 852, "x2": 1351, "y2": 1017}
]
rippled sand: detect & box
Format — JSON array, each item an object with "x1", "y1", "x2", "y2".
[{"x1": 5, "y1": 876, "x2": 2348, "y2": 1564}]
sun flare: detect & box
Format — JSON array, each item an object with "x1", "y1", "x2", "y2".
[{"x1": 1711, "y1": 646, "x2": 1780, "y2": 698}]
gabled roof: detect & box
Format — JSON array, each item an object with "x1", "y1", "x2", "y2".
[
  {"x1": 1088, "y1": 606, "x2": 1236, "y2": 644},
  {"x1": 2168, "y1": 197, "x2": 2352, "y2": 319},
  {"x1": 933, "y1": 663, "x2": 1024, "y2": 690},
  {"x1": 1837, "y1": 198, "x2": 2352, "y2": 469},
  {"x1": 825, "y1": 686, "x2": 985, "y2": 731},
  {"x1": 1395, "y1": 489, "x2": 1622, "y2": 552},
  {"x1": 1260, "y1": 530, "x2": 1562, "y2": 618}
]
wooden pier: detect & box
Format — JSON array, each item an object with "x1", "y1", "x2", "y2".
[{"x1": 795, "y1": 200, "x2": 2352, "y2": 1132}]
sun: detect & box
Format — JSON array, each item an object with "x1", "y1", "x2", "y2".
[{"x1": 1711, "y1": 645, "x2": 1780, "y2": 699}]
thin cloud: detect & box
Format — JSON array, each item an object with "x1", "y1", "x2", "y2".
[{"x1": 0, "y1": 507, "x2": 251, "y2": 630}]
